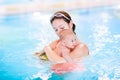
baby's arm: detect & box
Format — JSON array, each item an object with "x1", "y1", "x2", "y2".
[
  {"x1": 34, "y1": 49, "x2": 45, "y2": 57},
  {"x1": 34, "y1": 40, "x2": 57, "y2": 56},
  {"x1": 44, "y1": 46, "x2": 66, "y2": 63},
  {"x1": 61, "y1": 47, "x2": 73, "y2": 62}
]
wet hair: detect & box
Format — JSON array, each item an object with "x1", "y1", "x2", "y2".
[{"x1": 50, "y1": 11, "x2": 76, "y2": 34}]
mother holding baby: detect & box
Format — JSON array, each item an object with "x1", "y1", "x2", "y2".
[{"x1": 36, "y1": 11, "x2": 89, "y2": 74}]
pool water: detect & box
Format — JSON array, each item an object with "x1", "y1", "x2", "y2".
[{"x1": 0, "y1": 6, "x2": 120, "y2": 80}]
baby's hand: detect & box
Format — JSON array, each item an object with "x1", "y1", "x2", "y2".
[
  {"x1": 39, "y1": 54, "x2": 49, "y2": 61},
  {"x1": 33, "y1": 51, "x2": 48, "y2": 61},
  {"x1": 34, "y1": 52, "x2": 40, "y2": 56}
]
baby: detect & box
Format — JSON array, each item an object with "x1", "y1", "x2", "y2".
[
  {"x1": 34, "y1": 29, "x2": 79, "y2": 62},
  {"x1": 54, "y1": 29, "x2": 79, "y2": 62}
]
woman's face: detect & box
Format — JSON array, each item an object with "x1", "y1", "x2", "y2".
[{"x1": 52, "y1": 19, "x2": 71, "y2": 36}]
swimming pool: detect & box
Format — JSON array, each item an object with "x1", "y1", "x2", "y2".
[{"x1": 0, "y1": 5, "x2": 120, "y2": 80}]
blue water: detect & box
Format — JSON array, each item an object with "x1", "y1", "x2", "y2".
[{"x1": 0, "y1": 6, "x2": 120, "y2": 80}]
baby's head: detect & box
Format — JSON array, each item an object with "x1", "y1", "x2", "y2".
[{"x1": 60, "y1": 29, "x2": 78, "y2": 49}]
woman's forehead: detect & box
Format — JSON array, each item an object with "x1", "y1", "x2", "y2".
[{"x1": 52, "y1": 19, "x2": 66, "y2": 26}]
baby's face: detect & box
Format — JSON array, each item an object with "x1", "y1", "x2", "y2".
[{"x1": 63, "y1": 35, "x2": 78, "y2": 49}]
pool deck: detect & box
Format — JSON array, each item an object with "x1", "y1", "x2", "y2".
[{"x1": 0, "y1": 0, "x2": 120, "y2": 16}]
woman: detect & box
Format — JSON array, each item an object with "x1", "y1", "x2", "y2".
[
  {"x1": 34, "y1": 11, "x2": 89, "y2": 74},
  {"x1": 42, "y1": 11, "x2": 89, "y2": 63}
]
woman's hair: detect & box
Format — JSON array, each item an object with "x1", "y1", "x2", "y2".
[{"x1": 50, "y1": 11, "x2": 76, "y2": 33}]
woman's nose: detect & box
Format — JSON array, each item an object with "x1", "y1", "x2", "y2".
[
  {"x1": 73, "y1": 41, "x2": 77, "y2": 46},
  {"x1": 73, "y1": 41, "x2": 76, "y2": 46}
]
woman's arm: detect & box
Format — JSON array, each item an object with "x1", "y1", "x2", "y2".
[
  {"x1": 34, "y1": 40, "x2": 58, "y2": 57},
  {"x1": 49, "y1": 40, "x2": 58, "y2": 50},
  {"x1": 44, "y1": 46, "x2": 66, "y2": 63},
  {"x1": 70, "y1": 42, "x2": 89, "y2": 61},
  {"x1": 34, "y1": 49, "x2": 45, "y2": 57}
]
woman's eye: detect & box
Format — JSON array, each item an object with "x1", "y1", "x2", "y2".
[
  {"x1": 71, "y1": 40, "x2": 74, "y2": 42},
  {"x1": 60, "y1": 27, "x2": 64, "y2": 30},
  {"x1": 55, "y1": 29, "x2": 58, "y2": 32}
]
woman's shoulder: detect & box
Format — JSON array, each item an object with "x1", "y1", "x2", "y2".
[
  {"x1": 78, "y1": 41, "x2": 86, "y2": 47},
  {"x1": 75, "y1": 41, "x2": 89, "y2": 54},
  {"x1": 79, "y1": 42, "x2": 89, "y2": 55},
  {"x1": 49, "y1": 39, "x2": 60, "y2": 49},
  {"x1": 50, "y1": 39, "x2": 59, "y2": 45},
  {"x1": 78, "y1": 41, "x2": 88, "y2": 49}
]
